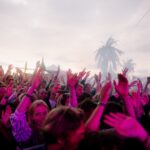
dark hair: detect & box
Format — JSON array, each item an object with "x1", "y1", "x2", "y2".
[
  {"x1": 77, "y1": 129, "x2": 123, "y2": 150},
  {"x1": 100, "y1": 96, "x2": 123, "y2": 130},
  {"x1": 59, "y1": 93, "x2": 70, "y2": 105},
  {"x1": 78, "y1": 98, "x2": 97, "y2": 121},
  {"x1": 43, "y1": 106, "x2": 84, "y2": 144}
]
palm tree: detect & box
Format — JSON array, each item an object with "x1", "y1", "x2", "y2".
[
  {"x1": 123, "y1": 59, "x2": 135, "y2": 73},
  {"x1": 95, "y1": 37, "x2": 123, "y2": 76}
]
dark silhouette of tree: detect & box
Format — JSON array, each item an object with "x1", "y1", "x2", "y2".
[{"x1": 95, "y1": 37, "x2": 123, "y2": 76}]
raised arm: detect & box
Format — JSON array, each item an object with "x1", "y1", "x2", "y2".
[
  {"x1": 77, "y1": 68, "x2": 86, "y2": 84},
  {"x1": 130, "y1": 80, "x2": 146, "y2": 119},
  {"x1": 85, "y1": 81, "x2": 112, "y2": 131},
  {"x1": 16, "y1": 68, "x2": 42, "y2": 113},
  {"x1": 10, "y1": 67, "x2": 42, "y2": 142},
  {"x1": 114, "y1": 74, "x2": 136, "y2": 118},
  {"x1": 67, "y1": 69, "x2": 78, "y2": 107},
  {"x1": 95, "y1": 72, "x2": 102, "y2": 94},
  {"x1": 81, "y1": 71, "x2": 90, "y2": 85}
]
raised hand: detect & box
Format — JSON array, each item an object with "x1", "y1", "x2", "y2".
[
  {"x1": 1, "y1": 105, "x2": 12, "y2": 126},
  {"x1": 67, "y1": 70, "x2": 78, "y2": 88},
  {"x1": 114, "y1": 74, "x2": 136, "y2": 118},
  {"x1": 32, "y1": 68, "x2": 42, "y2": 89},
  {"x1": 104, "y1": 113, "x2": 148, "y2": 142},
  {"x1": 66, "y1": 69, "x2": 78, "y2": 107},
  {"x1": 77, "y1": 68, "x2": 86, "y2": 81},
  {"x1": 131, "y1": 80, "x2": 141, "y2": 104},
  {"x1": 94, "y1": 72, "x2": 101, "y2": 83},
  {"x1": 131, "y1": 91, "x2": 144, "y2": 118},
  {"x1": 94, "y1": 72, "x2": 102, "y2": 93},
  {"x1": 100, "y1": 81, "x2": 112, "y2": 103},
  {"x1": 85, "y1": 81, "x2": 112, "y2": 131},
  {"x1": 114, "y1": 74, "x2": 129, "y2": 97}
]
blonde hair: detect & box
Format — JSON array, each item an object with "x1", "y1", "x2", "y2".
[{"x1": 28, "y1": 100, "x2": 49, "y2": 126}]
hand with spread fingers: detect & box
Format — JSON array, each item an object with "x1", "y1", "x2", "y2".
[
  {"x1": 77, "y1": 68, "x2": 86, "y2": 81},
  {"x1": 104, "y1": 112, "x2": 150, "y2": 147},
  {"x1": 114, "y1": 74, "x2": 129, "y2": 97},
  {"x1": 67, "y1": 70, "x2": 78, "y2": 88}
]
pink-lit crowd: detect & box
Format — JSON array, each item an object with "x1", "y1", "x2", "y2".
[{"x1": 0, "y1": 63, "x2": 150, "y2": 150}]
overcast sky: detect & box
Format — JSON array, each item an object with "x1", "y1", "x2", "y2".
[{"x1": 0, "y1": 0, "x2": 150, "y2": 77}]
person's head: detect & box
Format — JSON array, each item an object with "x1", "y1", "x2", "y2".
[
  {"x1": 76, "y1": 83, "x2": 84, "y2": 97},
  {"x1": 50, "y1": 83, "x2": 61, "y2": 100},
  {"x1": 28, "y1": 100, "x2": 49, "y2": 129},
  {"x1": 77, "y1": 129, "x2": 123, "y2": 150},
  {"x1": 38, "y1": 88, "x2": 48, "y2": 100},
  {"x1": 43, "y1": 106, "x2": 85, "y2": 148},
  {"x1": 51, "y1": 83, "x2": 61, "y2": 94},
  {"x1": 5, "y1": 75, "x2": 14, "y2": 85},
  {"x1": 84, "y1": 83, "x2": 92, "y2": 94},
  {"x1": 40, "y1": 80, "x2": 47, "y2": 89},
  {"x1": 78, "y1": 98, "x2": 97, "y2": 121},
  {"x1": 57, "y1": 93, "x2": 70, "y2": 106},
  {"x1": 100, "y1": 96, "x2": 123, "y2": 130}
]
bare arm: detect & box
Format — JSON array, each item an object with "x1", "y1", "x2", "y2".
[
  {"x1": 67, "y1": 70, "x2": 78, "y2": 107},
  {"x1": 114, "y1": 74, "x2": 136, "y2": 118},
  {"x1": 16, "y1": 68, "x2": 42, "y2": 113},
  {"x1": 85, "y1": 81, "x2": 112, "y2": 131}
]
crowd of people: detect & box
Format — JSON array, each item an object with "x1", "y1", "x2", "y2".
[{"x1": 0, "y1": 62, "x2": 150, "y2": 150}]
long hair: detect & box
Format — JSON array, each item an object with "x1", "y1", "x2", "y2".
[
  {"x1": 43, "y1": 106, "x2": 84, "y2": 144},
  {"x1": 27, "y1": 100, "x2": 49, "y2": 128}
]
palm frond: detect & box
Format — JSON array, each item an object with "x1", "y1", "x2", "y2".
[{"x1": 95, "y1": 37, "x2": 122, "y2": 74}]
